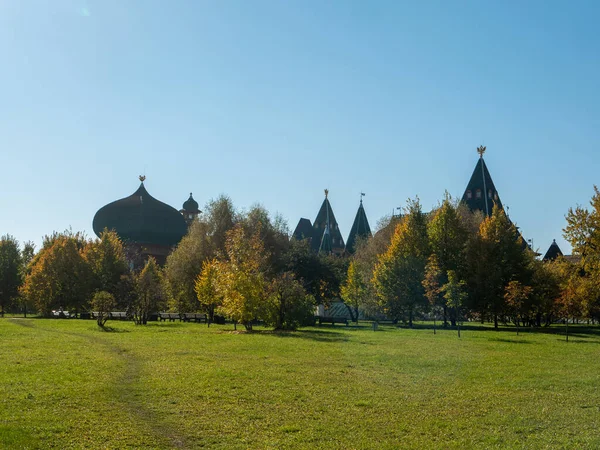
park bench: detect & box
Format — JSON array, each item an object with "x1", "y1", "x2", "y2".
[
  {"x1": 159, "y1": 312, "x2": 181, "y2": 322},
  {"x1": 317, "y1": 316, "x2": 348, "y2": 326},
  {"x1": 375, "y1": 319, "x2": 398, "y2": 325},
  {"x1": 109, "y1": 312, "x2": 129, "y2": 320},
  {"x1": 182, "y1": 313, "x2": 207, "y2": 323}
]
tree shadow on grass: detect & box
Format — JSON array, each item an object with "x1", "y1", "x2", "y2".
[
  {"x1": 487, "y1": 337, "x2": 534, "y2": 344},
  {"x1": 98, "y1": 325, "x2": 130, "y2": 333},
  {"x1": 264, "y1": 329, "x2": 349, "y2": 343}
]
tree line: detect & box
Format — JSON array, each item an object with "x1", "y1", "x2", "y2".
[
  {"x1": 0, "y1": 196, "x2": 346, "y2": 330},
  {"x1": 343, "y1": 189, "x2": 600, "y2": 331},
  {"x1": 1, "y1": 188, "x2": 600, "y2": 332}
]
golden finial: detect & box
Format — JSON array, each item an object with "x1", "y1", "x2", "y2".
[
  {"x1": 324, "y1": 189, "x2": 329, "y2": 199},
  {"x1": 139, "y1": 175, "x2": 146, "y2": 182},
  {"x1": 477, "y1": 145, "x2": 486, "y2": 158}
]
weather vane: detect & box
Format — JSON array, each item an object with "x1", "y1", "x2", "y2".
[
  {"x1": 360, "y1": 192, "x2": 365, "y2": 203},
  {"x1": 324, "y1": 189, "x2": 329, "y2": 198},
  {"x1": 139, "y1": 175, "x2": 146, "y2": 182},
  {"x1": 477, "y1": 145, "x2": 486, "y2": 158}
]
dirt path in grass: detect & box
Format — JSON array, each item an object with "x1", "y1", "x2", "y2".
[{"x1": 9, "y1": 319, "x2": 188, "y2": 448}]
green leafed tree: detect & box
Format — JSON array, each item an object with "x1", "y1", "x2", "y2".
[
  {"x1": 91, "y1": 291, "x2": 116, "y2": 328},
  {"x1": 265, "y1": 271, "x2": 314, "y2": 330},
  {"x1": 133, "y1": 258, "x2": 165, "y2": 325},
  {"x1": 442, "y1": 270, "x2": 467, "y2": 338},
  {"x1": 0, "y1": 235, "x2": 22, "y2": 315},
  {"x1": 422, "y1": 254, "x2": 442, "y2": 334},
  {"x1": 164, "y1": 221, "x2": 213, "y2": 313}
]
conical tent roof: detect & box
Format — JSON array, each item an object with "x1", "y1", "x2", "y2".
[
  {"x1": 462, "y1": 149, "x2": 503, "y2": 216},
  {"x1": 346, "y1": 199, "x2": 372, "y2": 253},
  {"x1": 292, "y1": 218, "x2": 314, "y2": 241},
  {"x1": 313, "y1": 190, "x2": 345, "y2": 253},
  {"x1": 543, "y1": 239, "x2": 564, "y2": 261}
]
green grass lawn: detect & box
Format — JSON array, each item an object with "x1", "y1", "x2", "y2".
[{"x1": 1, "y1": 318, "x2": 599, "y2": 449}]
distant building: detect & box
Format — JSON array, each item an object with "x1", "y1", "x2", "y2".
[
  {"x1": 543, "y1": 239, "x2": 563, "y2": 261},
  {"x1": 292, "y1": 190, "x2": 350, "y2": 256},
  {"x1": 180, "y1": 193, "x2": 201, "y2": 226},
  {"x1": 345, "y1": 195, "x2": 372, "y2": 254},
  {"x1": 461, "y1": 145, "x2": 503, "y2": 217},
  {"x1": 542, "y1": 239, "x2": 581, "y2": 264},
  {"x1": 92, "y1": 176, "x2": 194, "y2": 265}
]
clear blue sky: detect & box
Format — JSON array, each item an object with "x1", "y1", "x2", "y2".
[{"x1": 2, "y1": 1, "x2": 599, "y2": 255}]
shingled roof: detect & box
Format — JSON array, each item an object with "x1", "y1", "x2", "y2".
[
  {"x1": 543, "y1": 239, "x2": 564, "y2": 261},
  {"x1": 462, "y1": 147, "x2": 503, "y2": 216},
  {"x1": 313, "y1": 190, "x2": 345, "y2": 254},
  {"x1": 292, "y1": 218, "x2": 314, "y2": 241},
  {"x1": 346, "y1": 198, "x2": 372, "y2": 254}
]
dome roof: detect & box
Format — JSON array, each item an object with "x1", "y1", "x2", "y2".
[
  {"x1": 93, "y1": 182, "x2": 187, "y2": 247},
  {"x1": 182, "y1": 193, "x2": 200, "y2": 213}
]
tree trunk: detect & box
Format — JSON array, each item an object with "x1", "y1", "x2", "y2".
[
  {"x1": 408, "y1": 309, "x2": 413, "y2": 328},
  {"x1": 443, "y1": 305, "x2": 448, "y2": 327},
  {"x1": 494, "y1": 314, "x2": 498, "y2": 329}
]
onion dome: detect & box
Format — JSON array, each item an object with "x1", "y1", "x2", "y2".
[
  {"x1": 182, "y1": 193, "x2": 200, "y2": 213},
  {"x1": 92, "y1": 177, "x2": 187, "y2": 247}
]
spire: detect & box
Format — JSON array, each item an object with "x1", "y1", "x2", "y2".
[
  {"x1": 543, "y1": 239, "x2": 563, "y2": 261},
  {"x1": 313, "y1": 190, "x2": 344, "y2": 254},
  {"x1": 346, "y1": 195, "x2": 372, "y2": 254},
  {"x1": 462, "y1": 146, "x2": 502, "y2": 216}
]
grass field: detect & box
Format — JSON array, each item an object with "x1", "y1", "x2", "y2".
[{"x1": 1, "y1": 318, "x2": 599, "y2": 449}]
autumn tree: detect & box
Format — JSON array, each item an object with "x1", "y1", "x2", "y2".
[
  {"x1": 217, "y1": 224, "x2": 269, "y2": 330},
  {"x1": 442, "y1": 270, "x2": 467, "y2": 338},
  {"x1": 195, "y1": 258, "x2": 222, "y2": 324},
  {"x1": 373, "y1": 199, "x2": 429, "y2": 327},
  {"x1": 22, "y1": 232, "x2": 92, "y2": 316},
  {"x1": 241, "y1": 205, "x2": 290, "y2": 275},
  {"x1": 84, "y1": 230, "x2": 129, "y2": 296},
  {"x1": 0, "y1": 235, "x2": 22, "y2": 315},
  {"x1": 133, "y1": 258, "x2": 165, "y2": 325},
  {"x1": 341, "y1": 260, "x2": 367, "y2": 322},
  {"x1": 164, "y1": 221, "x2": 213, "y2": 313},
  {"x1": 427, "y1": 195, "x2": 469, "y2": 326},
  {"x1": 504, "y1": 280, "x2": 533, "y2": 335},
  {"x1": 205, "y1": 195, "x2": 238, "y2": 257},
  {"x1": 465, "y1": 205, "x2": 529, "y2": 328},
  {"x1": 18, "y1": 241, "x2": 36, "y2": 316},
  {"x1": 563, "y1": 186, "x2": 600, "y2": 322}
]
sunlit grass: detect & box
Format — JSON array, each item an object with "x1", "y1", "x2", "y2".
[{"x1": 1, "y1": 318, "x2": 599, "y2": 449}]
